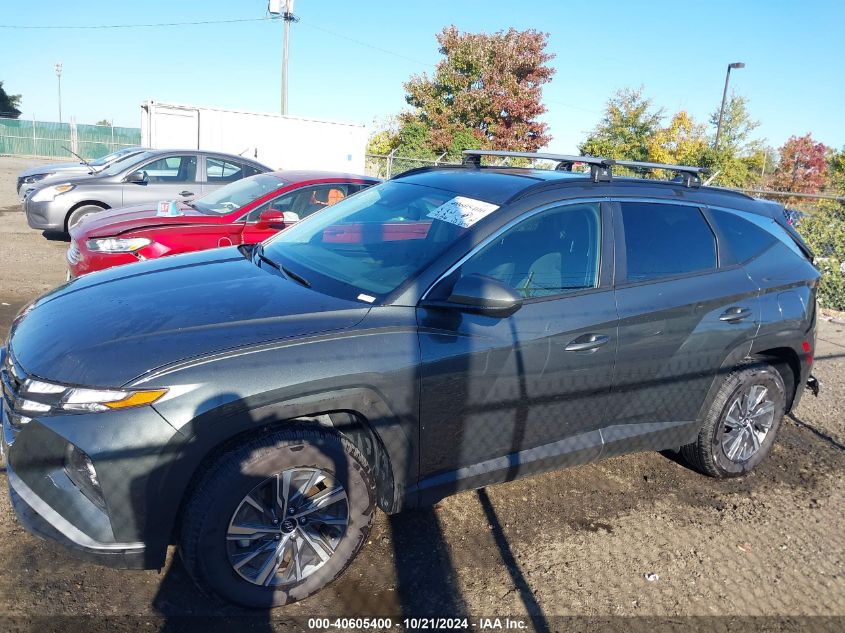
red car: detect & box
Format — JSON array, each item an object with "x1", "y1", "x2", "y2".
[{"x1": 67, "y1": 170, "x2": 379, "y2": 277}]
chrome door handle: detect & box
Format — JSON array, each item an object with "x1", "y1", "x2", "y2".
[
  {"x1": 719, "y1": 307, "x2": 752, "y2": 322},
  {"x1": 565, "y1": 333, "x2": 610, "y2": 352}
]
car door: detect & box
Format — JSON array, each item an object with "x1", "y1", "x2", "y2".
[
  {"x1": 605, "y1": 200, "x2": 760, "y2": 455},
  {"x1": 415, "y1": 199, "x2": 618, "y2": 501},
  {"x1": 241, "y1": 183, "x2": 357, "y2": 244},
  {"x1": 201, "y1": 156, "x2": 263, "y2": 196},
  {"x1": 121, "y1": 154, "x2": 199, "y2": 206}
]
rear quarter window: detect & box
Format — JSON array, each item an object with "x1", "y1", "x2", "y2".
[{"x1": 709, "y1": 209, "x2": 778, "y2": 263}]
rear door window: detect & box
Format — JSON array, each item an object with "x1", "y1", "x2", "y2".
[{"x1": 620, "y1": 202, "x2": 716, "y2": 282}]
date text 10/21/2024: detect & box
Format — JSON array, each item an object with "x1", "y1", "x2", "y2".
[{"x1": 307, "y1": 617, "x2": 529, "y2": 630}]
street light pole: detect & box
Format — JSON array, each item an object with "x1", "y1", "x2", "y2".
[
  {"x1": 714, "y1": 62, "x2": 745, "y2": 149},
  {"x1": 54, "y1": 63, "x2": 63, "y2": 123}
]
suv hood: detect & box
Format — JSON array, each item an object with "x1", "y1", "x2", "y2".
[
  {"x1": 74, "y1": 202, "x2": 214, "y2": 238},
  {"x1": 10, "y1": 248, "x2": 370, "y2": 386}
]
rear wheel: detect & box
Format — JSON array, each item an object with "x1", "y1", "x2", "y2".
[
  {"x1": 66, "y1": 204, "x2": 106, "y2": 231},
  {"x1": 681, "y1": 361, "x2": 787, "y2": 478},
  {"x1": 180, "y1": 427, "x2": 376, "y2": 608}
]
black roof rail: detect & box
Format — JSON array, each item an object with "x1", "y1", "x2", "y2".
[
  {"x1": 613, "y1": 160, "x2": 707, "y2": 188},
  {"x1": 461, "y1": 150, "x2": 614, "y2": 183}
]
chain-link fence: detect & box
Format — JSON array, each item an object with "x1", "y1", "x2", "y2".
[
  {"x1": 0, "y1": 116, "x2": 141, "y2": 160},
  {"x1": 366, "y1": 153, "x2": 460, "y2": 179}
]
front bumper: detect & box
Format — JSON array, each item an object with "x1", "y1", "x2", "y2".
[
  {"x1": 7, "y1": 463, "x2": 148, "y2": 569},
  {"x1": 24, "y1": 196, "x2": 66, "y2": 231}
]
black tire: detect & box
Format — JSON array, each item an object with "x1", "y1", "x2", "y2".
[
  {"x1": 180, "y1": 427, "x2": 376, "y2": 608},
  {"x1": 66, "y1": 204, "x2": 106, "y2": 232},
  {"x1": 681, "y1": 361, "x2": 787, "y2": 478}
]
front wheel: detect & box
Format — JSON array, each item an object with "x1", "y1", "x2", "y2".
[
  {"x1": 180, "y1": 427, "x2": 376, "y2": 608},
  {"x1": 681, "y1": 361, "x2": 787, "y2": 478},
  {"x1": 67, "y1": 204, "x2": 106, "y2": 231}
]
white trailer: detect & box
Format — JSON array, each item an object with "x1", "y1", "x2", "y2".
[{"x1": 140, "y1": 101, "x2": 367, "y2": 173}]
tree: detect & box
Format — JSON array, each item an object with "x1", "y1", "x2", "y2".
[
  {"x1": 579, "y1": 87, "x2": 664, "y2": 161},
  {"x1": 710, "y1": 93, "x2": 759, "y2": 155},
  {"x1": 647, "y1": 110, "x2": 709, "y2": 166},
  {"x1": 770, "y1": 134, "x2": 828, "y2": 194},
  {"x1": 826, "y1": 146, "x2": 845, "y2": 193},
  {"x1": 699, "y1": 93, "x2": 763, "y2": 188},
  {"x1": 95, "y1": 119, "x2": 113, "y2": 127},
  {"x1": 0, "y1": 81, "x2": 22, "y2": 119},
  {"x1": 399, "y1": 25, "x2": 555, "y2": 157}
]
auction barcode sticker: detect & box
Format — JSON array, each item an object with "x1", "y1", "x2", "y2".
[{"x1": 427, "y1": 196, "x2": 499, "y2": 229}]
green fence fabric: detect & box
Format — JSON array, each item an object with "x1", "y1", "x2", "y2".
[{"x1": 0, "y1": 117, "x2": 141, "y2": 159}]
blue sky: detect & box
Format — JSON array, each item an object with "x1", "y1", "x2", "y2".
[{"x1": 2, "y1": 0, "x2": 843, "y2": 154}]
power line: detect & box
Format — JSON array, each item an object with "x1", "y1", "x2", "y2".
[
  {"x1": 297, "y1": 19, "x2": 431, "y2": 67},
  {"x1": 0, "y1": 17, "x2": 274, "y2": 29}
]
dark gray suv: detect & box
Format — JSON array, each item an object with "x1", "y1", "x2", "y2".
[{"x1": 2, "y1": 151, "x2": 820, "y2": 608}]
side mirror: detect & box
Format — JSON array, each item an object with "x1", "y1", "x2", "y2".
[
  {"x1": 430, "y1": 274, "x2": 523, "y2": 318},
  {"x1": 125, "y1": 170, "x2": 147, "y2": 184},
  {"x1": 255, "y1": 209, "x2": 299, "y2": 230}
]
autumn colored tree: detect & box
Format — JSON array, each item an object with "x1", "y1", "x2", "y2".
[
  {"x1": 579, "y1": 87, "x2": 663, "y2": 161},
  {"x1": 398, "y1": 25, "x2": 555, "y2": 158},
  {"x1": 647, "y1": 111, "x2": 709, "y2": 166},
  {"x1": 771, "y1": 134, "x2": 828, "y2": 194},
  {"x1": 825, "y1": 146, "x2": 845, "y2": 193}
]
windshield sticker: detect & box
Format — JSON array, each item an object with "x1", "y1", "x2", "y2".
[
  {"x1": 427, "y1": 196, "x2": 499, "y2": 228},
  {"x1": 357, "y1": 293, "x2": 376, "y2": 303}
]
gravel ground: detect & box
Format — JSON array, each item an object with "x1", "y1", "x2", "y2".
[{"x1": 0, "y1": 156, "x2": 842, "y2": 632}]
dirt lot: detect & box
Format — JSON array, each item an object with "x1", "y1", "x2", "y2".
[{"x1": 0, "y1": 156, "x2": 842, "y2": 632}]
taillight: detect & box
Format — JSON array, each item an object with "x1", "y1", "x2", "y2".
[{"x1": 802, "y1": 340, "x2": 813, "y2": 365}]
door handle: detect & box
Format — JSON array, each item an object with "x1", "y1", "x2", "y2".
[
  {"x1": 719, "y1": 307, "x2": 753, "y2": 323},
  {"x1": 179, "y1": 190, "x2": 194, "y2": 197},
  {"x1": 565, "y1": 333, "x2": 610, "y2": 353}
]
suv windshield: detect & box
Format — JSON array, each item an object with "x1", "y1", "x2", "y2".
[
  {"x1": 263, "y1": 181, "x2": 489, "y2": 300},
  {"x1": 192, "y1": 174, "x2": 285, "y2": 215}
]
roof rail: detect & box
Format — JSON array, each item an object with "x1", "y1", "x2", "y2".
[
  {"x1": 461, "y1": 150, "x2": 614, "y2": 183},
  {"x1": 461, "y1": 150, "x2": 708, "y2": 188},
  {"x1": 611, "y1": 160, "x2": 707, "y2": 188}
]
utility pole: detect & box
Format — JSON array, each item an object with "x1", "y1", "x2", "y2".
[
  {"x1": 714, "y1": 62, "x2": 745, "y2": 149},
  {"x1": 270, "y1": 0, "x2": 297, "y2": 115},
  {"x1": 55, "y1": 62, "x2": 63, "y2": 123}
]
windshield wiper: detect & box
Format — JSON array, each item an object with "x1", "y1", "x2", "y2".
[{"x1": 281, "y1": 265, "x2": 311, "y2": 288}]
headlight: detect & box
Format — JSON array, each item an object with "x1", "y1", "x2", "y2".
[
  {"x1": 24, "y1": 173, "x2": 52, "y2": 184},
  {"x1": 19, "y1": 378, "x2": 167, "y2": 414},
  {"x1": 86, "y1": 237, "x2": 152, "y2": 253},
  {"x1": 30, "y1": 182, "x2": 75, "y2": 202}
]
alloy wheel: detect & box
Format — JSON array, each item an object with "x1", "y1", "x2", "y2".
[
  {"x1": 721, "y1": 384, "x2": 776, "y2": 463},
  {"x1": 226, "y1": 467, "x2": 349, "y2": 587}
]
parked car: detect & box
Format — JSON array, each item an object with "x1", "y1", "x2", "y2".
[
  {"x1": 67, "y1": 171, "x2": 379, "y2": 277},
  {"x1": 23, "y1": 149, "x2": 271, "y2": 233},
  {"x1": 2, "y1": 150, "x2": 820, "y2": 608},
  {"x1": 17, "y1": 146, "x2": 148, "y2": 200}
]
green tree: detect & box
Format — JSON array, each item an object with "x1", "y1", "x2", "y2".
[
  {"x1": 399, "y1": 25, "x2": 555, "y2": 157},
  {"x1": 797, "y1": 200, "x2": 845, "y2": 309},
  {"x1": 702, "y1": 93, "x2": 764, "y2": 187},
  {"x1": 827, "y1": 146, "x2": 845, "y2": 193},
  {"x1": 647, "y1": 110, "x2": 709, "y2": 166},
  {"x1": 0, "y1": 81, "x2": 22, "y2": 118},
  {"x1": 579, "y1": 87, "x2": 664, "y2": 162}
]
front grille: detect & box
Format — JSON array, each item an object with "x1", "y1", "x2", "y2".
[{"x1": 67, "y1": 242, "x2": 81, "y2": 265}]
